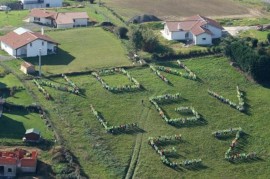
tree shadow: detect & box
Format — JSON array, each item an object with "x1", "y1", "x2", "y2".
[
  {"x1": 0, "y1": 114, "x2": 26, "y2": 139},
  {"x1": 24, "y1": 48, "x2": 75, "y2": 66}
]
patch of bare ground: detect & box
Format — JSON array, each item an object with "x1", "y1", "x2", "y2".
[{"x1": 103, "y1": 0, "x2": 250, "y2": 19}]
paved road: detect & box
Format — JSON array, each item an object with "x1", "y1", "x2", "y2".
[{"x1": 223, "y1": 26, "x2": 257, "y2": 36}]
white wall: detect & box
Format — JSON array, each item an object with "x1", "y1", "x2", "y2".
[
  {"x1": 161, "y1": 25, "x2": 172, "y2": 40},
  {"x1": 44, "y1": 0, "x2": 63, "y2": 7},
  {"x1": 26, "y1": 39, "x2": 48, "y2": 57},
  {"x1": 193, "y1": 33, "x2": 212, "y2": 45},
  {"x1": 57, "y1": 23, "x2": 73, "y2": 29},
  {"x1": 206, "y1": 25, "x2": 222, "y2": 39},
  {"x1": 22, "y1": 0, "x2": 62, "y2": 9},
  {"x1": 1, "y1": 42, "x2": 15, "y2": 57},
  {"x1": 73, "y1": 18, "x2": 88, "y2": 26},
  {"x1": 29, "y1": 16, "x2": 52, "y2": 25},
  {"x1": 171, "y1": 31, "x2": 189, "y2": 40}
]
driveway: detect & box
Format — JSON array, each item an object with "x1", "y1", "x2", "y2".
[{"x1": 223, "y1": 26, "x2": 257, "y2": 36}]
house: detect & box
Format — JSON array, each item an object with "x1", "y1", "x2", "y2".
[
  {"x1": 23, "y1": 128, "x2": 41, "y2": 142},
  {"x1": 0, "y1": 27, "x2": 58, "y2": 58},
  {"x1": 20, "y1": 0, "x2": 63, "y2": 10},
  {"x1": 20, "y1": 62, "x2": 35, "y2": 74},
  {"x1": 0, "y1": 148, "x2": 38, "y2": 177},
  {"x1": 29, "y1": 8, "x2": 89, "y2": 28},
  {"x1": 161, "y1": 15, "x2": 223, "y2": 45}
]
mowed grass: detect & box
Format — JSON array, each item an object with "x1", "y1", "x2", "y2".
[
  {"x1": 25, "y1": 28, "x2": 131, "y2": 74},
  {"x1": 21, "y1": 56, "x2": 270, "y2": 178},
  {"x1": 102, "y1": 0, "x2": 249, "y2": 20},
  {"x1": 0, "y1": 10, "x2": 28, "y2": 29},
  {"x1": 240, "y1": 29, "x2": 270, "y2": 41}
]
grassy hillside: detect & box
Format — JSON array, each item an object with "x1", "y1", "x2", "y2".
[{"x1": 13, "y1": 56, "x2": 270, "y2": 178}]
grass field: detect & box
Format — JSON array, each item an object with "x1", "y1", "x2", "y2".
[
  {"x1": 239, "y1": 29, "x2": 270, "y2": 41},
  {"x1": 24, "y1": 28, "x2": 131, "y2": 74},
  {"x1": 15, "y1": 55, "x2": 270, "y2": 178},
  {"x1": 0, "y1": 10, "x2": 28, "y2": 29},
  {"x1": 101, "y1": 0, "x2": 250, "y2": 20}
]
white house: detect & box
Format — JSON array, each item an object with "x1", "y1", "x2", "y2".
[
  {"x1": 20, "y1": 0, "x2": 63, "y2": 9},
  {"x1": 161, "y1": 15, "x2": 223, "y2": 45},
  {"x1": 0, "y1": 27, "x2": 58, "y2": 58},
  {"x1": 29, "y1": 9, "x2": 89, "y2": 28}
]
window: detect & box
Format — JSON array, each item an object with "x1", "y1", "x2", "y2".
[
  {"x1": 8, "y1": 168, "x2": 12, "y2": 173},
  {"x1": 0, "y1": 166, "x2": 4, "y2": 174},
  {"x1": 202, "y1": 38, "x2": 206, "y2": 41},
  {"x1": 30, "y1": 42, "x2": 32, "y2": 47},
  {"x1": 185, "y1": 32, "x2": 189, "y2": 38},
  {"x1": 34, "y1": 17, "x2": 40, "y2": 21},
  {"x1": 42, "y1": 41, "x2": 44, "y2": 46}
]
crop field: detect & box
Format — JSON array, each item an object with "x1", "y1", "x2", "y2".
[
  {"x1": 14, "y1": 55, "x2": 270, "y2": 178},
  {"x1": 102, "y1": 0, "x2": 250, "y2": 20},
  {"x1": 25, "y1": 28, "x2": 131, "y2": 74}
]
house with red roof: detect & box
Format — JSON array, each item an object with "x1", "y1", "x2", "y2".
[
  {"x1": 0, "y1": 148, "x2": 38, "y2": 177},
  {"x1": 0, "y1": 27, "x2": 58, "y2": 58},
  {"x1": 29, "y1": 8, "x2": 89, "y2": 29},
  {"x1": 161, "y1": 15, "x2": 223, "y2": 45}
]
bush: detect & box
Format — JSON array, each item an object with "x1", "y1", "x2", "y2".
[{"x1": 114, "y1": 26, "x2": 128, "y2": 39}]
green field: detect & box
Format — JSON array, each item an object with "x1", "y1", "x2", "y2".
[
  {"x1": 24, "y1": 28, "x2": 131, "y2": 74},
  {"x1": 0, "y1": 10, "x2": 28, "y2": 29},
  {"x1": 16, "y1": 55, "x2": 270, "y2": 178},
  {"x1": 240, "y1": 29, "x2": 270, "y2": 41}
]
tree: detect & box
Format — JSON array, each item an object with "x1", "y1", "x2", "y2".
[
  {"x1": 89, "y1": 0, "x2": 95, "y2": 4},
  {"x1": 141, "y1": 29, "x2": 159, "y2": 52},
  {"x1": 114, "y1": 27, "x2": 128, "y2": 39},
  {"x1": 267, "y1": 33, "x2": 270, "y2": 43},
  {"x1": 129, "y1": 26, "x2": 143, "y2": 53},
  {"x1": 251, "y1": 38, "x2": 258, "y2": 48}
]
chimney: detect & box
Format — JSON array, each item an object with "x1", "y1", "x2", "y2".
[
  {"x1": 178, "y1": 23, "x2": 182, "y2": 30},
  {"x1": 41, "y1": 27, "x2": 44, "y2": 35}
]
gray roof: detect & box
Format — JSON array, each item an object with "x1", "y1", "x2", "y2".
[{"x1": 25, "y1": 128, "x2": 40, "y2": 135}]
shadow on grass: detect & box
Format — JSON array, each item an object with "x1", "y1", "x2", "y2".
[
  {"x1": 0, "y1": 114, "x2": 26, "y2": 139},
  {"x1": 228, "y1": 157, "x2": 264, "y2": 164},
  {"x1": 182, "y1": 164, "x2": 209, "y2": 171},
  {"x1": 170, "y1": 117, "x2": 208, "y2": 129},
  {"x1": 110, "y1": 127, "x2": 146, "y2": 135},
  {"x1": 24, "y1": 48, "x2": 75, "y2": 66}
]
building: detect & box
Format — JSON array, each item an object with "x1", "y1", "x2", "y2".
[
  {"x1": 161, "y1": 15, "x2": 223, "y2": 45},
  {"x1": 20, "y1": 62, "x2": 35, "y2": 74},
  {"x1": 29, "y1": 8, "x2": 89, "y2": 28},
  {"x1": 0, "y1": 148, "x2": 38, "y2": 177},
  {"x1": 23, "y1": 128, "x2": 41, "y2": 142},
  {"x1": 20, "y1": 0, "x2": 63, "y2": 10},
  {"x1": 0, "y1": 27, "x2": 58, "y2": 58}
]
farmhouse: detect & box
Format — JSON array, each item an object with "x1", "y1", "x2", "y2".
[
  {"x1": 23, "y1": 128, "x2": 41, "y2": 142},
  {"x1": 20, "y1": 0, "x2": 63, "y2": 10},
  {"x1": 161, "y1": 15, "x2": 223, "y2": 45},
  {"x1": 0, "y1": 148, "x2": 38, "y2": 177},
  {"x1": 29, "y1": 8, "x2": 89, "y2": 28},
  {"x1": 0, "y1": 27, "x2": 58, "y2": 58}
]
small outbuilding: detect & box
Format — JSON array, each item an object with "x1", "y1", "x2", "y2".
[
  {"x1": 20, "y1": 62, "x2": 35, "y2": 74},
  {"x1": 23, "y1": 128, "x2": 41, "y2": 142}
]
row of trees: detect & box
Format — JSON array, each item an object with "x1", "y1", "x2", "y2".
[{"x1": 222, "y1": 37, "x2": 270, "y2": 82}]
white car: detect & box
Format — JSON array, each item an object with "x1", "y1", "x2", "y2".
[{"x1": 0, "y1": 5, "x2": 11, "y2": 11}]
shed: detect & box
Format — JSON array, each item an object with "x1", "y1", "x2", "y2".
[
  {"x1": 23, "y1": 128, "x2": 41, "y2": 142},
  {"x1": 20, "y1": 62, "x2": 35, "y2": 74}
]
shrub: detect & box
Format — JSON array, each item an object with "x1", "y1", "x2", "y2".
[{"x1": 114, "y1": 26, "x2": 128, "y2": 39}]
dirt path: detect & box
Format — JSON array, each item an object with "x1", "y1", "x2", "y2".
[{"x1": 125, "y1": 104, "x2": 151, "y2": 179}]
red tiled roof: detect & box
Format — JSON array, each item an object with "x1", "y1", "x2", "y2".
[
  {"x1": 21, "y1": 61, "x2": 34, "y2": 68},
  {"x1": 165, "y1": 14, "x2": 222, "y2": 36},
  {"x1": 0, "y1": 30, "x2": 58, "y2": 49},
  {"x1": 55, "y1": 12, "x2": 89, "y2": 24},
  {"x1": 30, "y1": 8, "x2": 56, "y2": 18}
]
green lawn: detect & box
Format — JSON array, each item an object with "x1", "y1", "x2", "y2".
[
  {"x1": 0, "y1": 10, "x2": 28, "y2": 29},
  {"x1": 239, "y1": 29, "x2": 270, "y2": 41},
  {"x1": 218, "y1": 17, "x2": 270, "y2": 27},
  {"x1": 18, "y1": 55, "x2": 270, "y2": 178},
  {"x1": 24, "y1": 28, "x2": 131, "y2": 74}
]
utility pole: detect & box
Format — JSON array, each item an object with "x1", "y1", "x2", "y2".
[{"x1": 39, "y1": 49, "x2": 42, "y2": 77}]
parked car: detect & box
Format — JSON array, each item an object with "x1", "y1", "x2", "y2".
[{"x1": 0, "y1": 5, "x2": 11, "y2": 11}]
